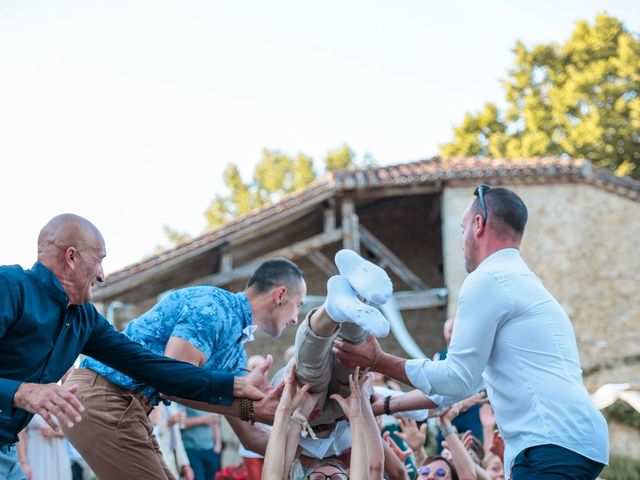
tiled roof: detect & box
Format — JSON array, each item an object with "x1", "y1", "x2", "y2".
[{"x1": 103, "y1": 156, "x2": 640, "y2": 283}]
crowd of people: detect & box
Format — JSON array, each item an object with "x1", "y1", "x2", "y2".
[{"x1": 0, "y1": 185, "x2": 609, "y2": 480}]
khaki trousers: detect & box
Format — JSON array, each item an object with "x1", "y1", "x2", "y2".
[
  {"x1": 281, "y1": 310, "x2": 367, "y2": 427},
  {"x1": 62, "y1": 369, "x2": 176, "y2": 480}
]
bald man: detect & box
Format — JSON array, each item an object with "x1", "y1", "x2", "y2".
[{"x1": 0, "y1": 214, "x2": 268, "y2": 480}]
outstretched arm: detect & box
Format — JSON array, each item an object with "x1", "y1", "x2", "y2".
[
  {"x1": 83, "y1": 317, "x2": 268, "y2": 404},
  {"x1": 331, "y1": 367, "x2": 379, "y2": 480},
  {"x1": 263, "y1": 365, "x2": 313, "y2": 480},
  {"x1": 438, "y1": 406, "x2": 478, "y2": 480}
]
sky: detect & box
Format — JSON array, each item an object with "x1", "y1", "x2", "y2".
[{"x1": 1, "y1": 0, "x2": 638, "y2": 274}]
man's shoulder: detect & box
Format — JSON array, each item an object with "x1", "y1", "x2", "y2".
[
  {"x1": 0, "y1": 264, "x2": 27, "y2": 281},
  {"x1": 0, "y1": 265, "x2": 29, "y2": 295},
  {"x1": 171, "y1": 285, "x2": 232, "y2": 301}
]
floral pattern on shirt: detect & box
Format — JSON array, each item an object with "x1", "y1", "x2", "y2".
[{"x1": 82, "y1": 286, "x2": 252, "y2": 402}]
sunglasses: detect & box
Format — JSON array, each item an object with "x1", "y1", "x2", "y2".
[
  {"x1": 417, "y1": 465, "x2": 448, "y2": 478},
  {"x1": 473, "y1": 183, "x2": 492, "y2": 225},
  {"x1": 307, "y1": 473, "x2": 349, "y2": 480}
]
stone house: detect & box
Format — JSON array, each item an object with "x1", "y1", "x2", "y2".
[{"x1": 93, "y1": 156, "x2": 640, "y2": 458}]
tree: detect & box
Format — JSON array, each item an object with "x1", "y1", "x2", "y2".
[
  {"x1": 441, "y1": 14, "x2": 640, "y2": 178},
  {"x1": 203, "y1": 144, "x2": 368, "y2": 230}
]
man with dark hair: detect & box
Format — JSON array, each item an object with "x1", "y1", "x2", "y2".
[
  {"x1": 334, "y1": 185, "x2": 609, "y2": 480},
  {"x1": 63, "y1": 257, "x2": 306, "y2": 479},
  {"x1": 246, "y1": 258, "x2": 304, "y2": 292}
]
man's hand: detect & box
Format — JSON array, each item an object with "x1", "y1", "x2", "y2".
[
  {"x1": 253, "y1": 380, "x2": 285, "y2": 424},
  {"x1": 233, "y1": 355, "x2": 273, "y2": 400},
  {"x1": 13, "y1": 383, "x2": 84, "y2": 430},
  {"x1": 370, "y1": 391, "x2": 385, "y2": 416},
  {"x1": 333, "y1": 334, "x2": 383, "y2": 370}
]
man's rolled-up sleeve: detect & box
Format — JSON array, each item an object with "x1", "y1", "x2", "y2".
[{"x1": 82, "y1": 315, "x2": 234, "y2": 405}]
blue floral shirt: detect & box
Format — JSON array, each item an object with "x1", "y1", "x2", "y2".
[{"x1": 82, "y1": 286, "x2": 253, "y2": 403}]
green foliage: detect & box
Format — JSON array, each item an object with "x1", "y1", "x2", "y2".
[
  {"x1": 603, "y1": 399, "x2": 640, "y2": 430},
  {"x1": 441, "y1": 13, "x2": 640, "y2": 178},
  {"x1": 601, "y1": 455, "x2": 640, "y2": 480},
  {"x1": 203, "y1": 144, "x2": 369, "y2": 230}
]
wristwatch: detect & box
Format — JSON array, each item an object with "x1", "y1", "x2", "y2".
[{"x1": 440, "y1": 424, "x2": 457, "y2": 438}]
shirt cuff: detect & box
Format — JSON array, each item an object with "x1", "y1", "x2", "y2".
[
  {"x1": 405, "y1": 358, "x2": 434, "y2": 395},
  {"x1": 207, "y1": 371, "x2": 234, "y2": 406},
  {"x1": 0, "y1": 378, "x2": 22, "y2": 419}
]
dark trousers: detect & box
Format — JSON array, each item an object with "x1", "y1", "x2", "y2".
[
  {"x1": 71, "y1": 461, "x2": 84, "y2": 480},
  {"x1": 512, "y1": 444, "x2": 604, "y2": 480},
  {"x1": 185, "y1": 448, "x2": 219, "y2": 480}
]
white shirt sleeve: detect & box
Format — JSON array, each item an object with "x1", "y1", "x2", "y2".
[{"x1": 405, "y1": 270, "x2": 510, "y2": 397}]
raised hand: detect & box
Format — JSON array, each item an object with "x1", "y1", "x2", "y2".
[
  {"x1": 234, "y1": 354, "x2": 273, "y2": 400},
  {"x1": 438, "y1": 404, "x2": 462, "y2": 429},
  {"x1": 13, "y1": 383, "x2": 84, "y2": 430},
  {"x1": 396, "y1": 417, "x2": 427, "y2": 453},
  {"x1": 489, "y1": 430, "x2": 505, "y2": 460},
  {"x1": 479, "y1": 403, "x2": 495, "y2": 428},
  {"x1": 460, "y1": 429, "x2": 475, "y2": 451},
  {"x1": 278, "y1": 364, "x2": 312, "y2": 414},
  {"x1": 330, "y1": 366, "x2": 368, "y2": 420},
  {"x1": 383, "y1": 431, "x2": 412, "y2": 462},
  {"x1": 254, "y1": 379, "x2": 285, "y2": 424}
]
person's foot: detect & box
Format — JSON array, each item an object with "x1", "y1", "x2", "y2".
[
  {"x1": 335, "y1": 249, "x2": 393, "y2": 305},
  {"x1": 325, "y1": 275, "x2": 390, "y2": 338}
]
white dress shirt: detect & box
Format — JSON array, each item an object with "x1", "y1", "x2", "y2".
[{"x1": 405, "y1": 248, "x2": 608, "y2": 477}]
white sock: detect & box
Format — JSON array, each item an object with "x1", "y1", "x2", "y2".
[
  {"x1": 325, "y1": 275, "x2": 390, "y2": 338},
  {"x1": 334, "y1": 249, "x2": 393, "y2": 305}
]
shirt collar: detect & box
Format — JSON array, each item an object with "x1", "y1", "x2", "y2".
[
  {"x1": 31, "y1": 262, "x2": 68, "y2": 305},
  {"x1": 477, "y1": 247, "x2": 520, "y2": 269},
  {"x1": 235, "y1": 291, "x2": 253, "y2": 327},
  {"x1": 241, "y1": 324, "x2": 258, "y2": 344}
]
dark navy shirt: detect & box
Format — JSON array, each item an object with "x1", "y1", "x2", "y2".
[{"x1": 0, "y1": 262, "x2": 234, "y2": 444}]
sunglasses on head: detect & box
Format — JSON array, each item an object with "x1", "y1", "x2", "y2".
[
  {"x1": 473, "y1": 183, "x2": 492, "y2": 225},
  {"x1": 417, "y1": 465, "x2": 448, "y2": 478}
]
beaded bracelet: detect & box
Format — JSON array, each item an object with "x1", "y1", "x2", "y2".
[{"x1": 239, "y1": 397, "x2": 256, "y2": 425}]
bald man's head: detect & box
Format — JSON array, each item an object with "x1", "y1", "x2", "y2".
[
  {"x1": 38, "y1": 214, "x2": 104, "y2": 256},
  {"x1": 38, "y1": 214, "x2": 106, "y2": 305}
]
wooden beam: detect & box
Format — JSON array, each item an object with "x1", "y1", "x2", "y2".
[
  {"x1": 358, "y1": 225, "x2": 429, "y2": 291},
  {"x1": 300, "y1": 289, "x2": 447, "y2": 315},
  {"x1": 201, "y1": 229, "x2": 343, "y2": 286},
  {"x1": 341, "y1": 198, "x2": 360, "y2": 253},
  {"x1": 308, "y1": 250, "x2": 338, "y2": 277},
  {"x1": 220, "y1": 250, "x2": 233, "y2": 273},
  {"x1": 94, "y1": 190, "x2": 335, "y2": 302},
  {"x1": 323, "y1": 201, "x2": 336, "y2": 232}
]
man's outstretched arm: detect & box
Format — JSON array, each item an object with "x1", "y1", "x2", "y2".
[{"x1": 83, "y1": 316, "x2": 267, "y2": 404}]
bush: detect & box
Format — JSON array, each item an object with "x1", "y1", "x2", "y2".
[{"x1": 600, "y1": 455, "x2": 640, "y2": 480}]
